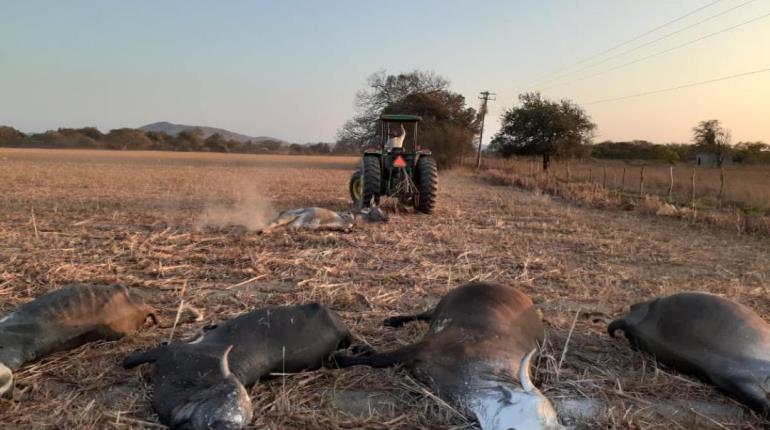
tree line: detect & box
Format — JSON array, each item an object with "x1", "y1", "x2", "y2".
[
  {"x1": 3, "y1": 69, "x2": 766, "y2": 166},
  {"x1": 0, "y1": 126, "x2": 347, "y2": 155},
  {"x1": 488, "y1": 96, "x2": 768, "y2": 168},
  {"x1": 336, "y1": 70, "x2": 768, "y2": 169}
]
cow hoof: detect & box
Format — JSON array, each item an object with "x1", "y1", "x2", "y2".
[
  {"x1": 324, "y1": 352, "x2": 344, "y2": 368},
  {"x1": 0, "y1": 363, "x2": 13, "y2": 398}
]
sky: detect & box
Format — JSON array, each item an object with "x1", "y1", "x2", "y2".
[{"x1": 1, "y1": 0, "x2": 769, "y2": 145}]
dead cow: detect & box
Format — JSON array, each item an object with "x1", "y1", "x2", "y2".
[
  {"x1": 0, "y1": 284, "x2": 156, "y2": 397},
  {"x1": 258, "y1": 207, "x2": 355, "y2": 234},
  {"x1": 609, "y1": 292, "x2": 770, "y2": 416},
  {"x1": 330, "y1": 282, "x2": 564, "y2": 430},
  {"x1": 123, "y1": 303, "x2": 351, "y2": 430}
]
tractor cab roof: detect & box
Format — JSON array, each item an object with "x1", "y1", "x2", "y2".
[{"x1": 379, "y1": 114, "x2": 422, "y2": 123}]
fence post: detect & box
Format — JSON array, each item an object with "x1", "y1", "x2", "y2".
[
  {"x1": 621, "y1": 167, "x2": 626, "y2": 191},
  {"x1": 639, "y1": 167, "x2": 645, "y2": 197},
  {"x1": 668, "y1": 165, "x2": 674, "y2": 201},
  {"x1": 718, "y1": 167, "x2": 725, "y2": 209},
  {"x1": 602, "y1": 165, "x2": 607, "y2": 188},
  {"x1": 690, "y1": 167, "x2": 696, "y2": 210},
  {"x1": 566, "y1": 161, "x2": 571, "y2": 183},
  {"x1": 588, "y1": 166, "x2": 593, "y2": 184}
]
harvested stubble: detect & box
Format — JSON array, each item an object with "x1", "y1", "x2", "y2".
[{"x1": 0, "y1": 148, "x2": 769, "y2": 429}]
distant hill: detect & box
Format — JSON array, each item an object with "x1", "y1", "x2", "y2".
[{"x1": 139, "y1": 121, "x2": 284, "y2": 144}]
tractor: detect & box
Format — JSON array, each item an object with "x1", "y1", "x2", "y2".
[{"x1": 348, "y1": 114, "x2": 438, "y2": 214}]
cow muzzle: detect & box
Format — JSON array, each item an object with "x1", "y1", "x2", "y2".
[{"x1": 171, "y1": 379, "x2": 252, "y2": 430}]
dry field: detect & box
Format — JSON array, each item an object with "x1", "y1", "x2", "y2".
[{"x1": 1, "y1": 148, "x2": 770, "y2": 429}]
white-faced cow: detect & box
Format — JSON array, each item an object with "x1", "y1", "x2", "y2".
[
  {"x1": 330, "y1": 282, "x2": 564, "y2": 430},
  {"x1": 258, "y1": 207, "x2": 355, "y2": 234},
  {"x1": 609, "y1": 292, "x2": 770, "y2": 416},
  {"x1": 0, "y1": 284, "x2": 156, "y2": 397},
  {"x1": 123, "y1": 303, "x2": 351, "y2": 430}
]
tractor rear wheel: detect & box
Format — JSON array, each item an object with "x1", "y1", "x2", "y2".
[
  {"x1": 361, "y1": 155, "x2": 382, "y2": 208},
  {"x1": 415, "y1": 156, "x2": 438, "y2": 214}
]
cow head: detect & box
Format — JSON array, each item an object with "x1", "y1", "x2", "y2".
[
  {"x1": 338, "y1": 211, "x2": 357, "y2": 229},
  {"x1": 0, "y1": 362, "x2": 12, "y2": 398},
  {"x1": 470, "y1": 350, "x2": 564, "y2": 430},
  {"x1": 170, "y1": 346, "x2": 253, "y2": 430}
]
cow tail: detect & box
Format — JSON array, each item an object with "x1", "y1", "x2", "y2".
[{"x1": 607, "y1": 318, "x2": 627, "y2": 338}]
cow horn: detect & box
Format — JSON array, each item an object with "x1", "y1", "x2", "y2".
[
  {"x1": 518, "y1": 349, "x2": 539, "y2": 393},
  {"x1": 0, "y1": 363, "x2": 13, "y2": 398},
  {"x1": 220, "y1": 345, "x2": 234, "y2": 378}
]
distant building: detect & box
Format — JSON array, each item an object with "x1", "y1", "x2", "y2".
[{"x1": 695, "y1": 152, "x2": 731, "y2": 166}]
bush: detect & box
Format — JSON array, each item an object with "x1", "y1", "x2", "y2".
[{"x1": 0, "y1": 126, "x2": 26, "y2": 146}]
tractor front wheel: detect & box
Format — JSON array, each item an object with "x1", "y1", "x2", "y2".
[
  {"x1": 349, "y1": 169, "x2": 362, "y2": 204},
  {"x1": 415, "y1": 156, "x2": 438, "y2": 214},
  {"x1": 361, "y1": 155, "x2": 382, "y2": 208}
]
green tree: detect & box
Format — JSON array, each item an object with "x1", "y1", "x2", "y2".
[
  {"x1": 174, "y1": 129, "x2": 205, "y2": 151},
  {"x1": 383, "y1": 91, "x2": 478, "y2": 167},
  {"x1": 145, "y1": 131, "x2": 174, "y2": 150},
  {"x1": 306, "y1": 142, "x2": 332, "y2": 154},
  {"x1": 490, "y1": 93, "x2": 595, "y2": 170},
  {"x1": 256, "y1": 140, "x2": 282, "y2": 152},
  {"x1": 203, "y1": 133, "x2": 230, "y2": 152},
  {"x1": 76, "y1": 127, "x2": 103, "y2": 141},
  {"x1": 692, "y1": 119, "x2": 731, "y2": 166},
  {"x1": 104, "y1": 128, "x2": 152, "y2": 150},
  {"x1": 332, "y1": 139, "x2": 358, "y2": 154},
  {"x1": 338, "y1": 70, "x2": 449, "y2": 148},
  {"x1": 733, "y1": 141, "x2": 770, "y2": 164},
  {"x1": 0, "y1": 126, "x2": 26, "y2": 146},
  {"x1": 591, "y1": 140, "x2": 679, "y2": 163}
]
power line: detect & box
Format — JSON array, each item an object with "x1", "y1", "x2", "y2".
[
  {"x1": 533, "y1": 0, "x2": 758, "y2": 90},
  {"x1": 522, "y1": 0, "x2": 726, "y2": 89},
  {"x1": 532, "y1": 0, "x2": 760, "y2": 90},
  {"x1": 582, "y1": 66, "x2": 770, "y2": 105},
  {"x1": 539, "y1": 9, "x2": 770, "y2": 91},
  {"x1": 476, "y1": 91, "x2": 496, "y2": 169}
]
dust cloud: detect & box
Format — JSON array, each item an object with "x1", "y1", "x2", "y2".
[{"x1": 195, "y1": 184, "x2": 276, "y2": 231}]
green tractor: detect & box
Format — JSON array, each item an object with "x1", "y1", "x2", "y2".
[{"x1": 349, "y1": 114, "x2": 438, "y2": 214}]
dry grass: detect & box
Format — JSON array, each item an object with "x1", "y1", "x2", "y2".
[
  {"x1": 478, "y1": 157, "x2": 770, "y2": 213},
  {"x1": 1, "y1": 148, "x2": 769, "y2": 429},
  {"x1": 476, "y1": 158, "x2": 770, "y2": 237}
]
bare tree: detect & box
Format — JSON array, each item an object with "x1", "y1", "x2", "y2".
[{"x1": 337, "y1": 70, "x2": 449, "y2": 148}]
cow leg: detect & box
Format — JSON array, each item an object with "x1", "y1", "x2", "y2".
[
  {"x1": 329, "y1": 342, "x2": 425, "y2": 369},
  {"x1": 383, "y1": 310, "x2": 433, "y2": 328},
  {"x1": 713, "y1": 372, "x2": 770, "y2": 416},
  {"x1": 259, "y1": 215, "x2": 299, "y2": 235}
]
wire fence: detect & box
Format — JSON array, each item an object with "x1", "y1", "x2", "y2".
[{"x1": 467, "y1": 157, "x2": 770, "y2": 213}]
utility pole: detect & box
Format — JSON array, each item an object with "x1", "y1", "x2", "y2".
[{"x1": 476, "y1": 90, "x2": 495, "y2": 169}]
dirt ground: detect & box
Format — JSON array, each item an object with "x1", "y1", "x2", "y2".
[{"x1": 1, "y1": 148, "x2": 769, "y2": 429}]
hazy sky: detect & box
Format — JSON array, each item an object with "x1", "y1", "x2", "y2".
[{"x1": 1, "y1": 0, "x2": 769, "y2": 144}]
